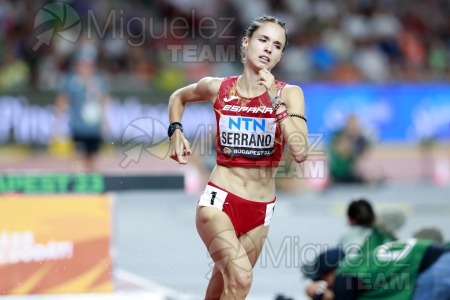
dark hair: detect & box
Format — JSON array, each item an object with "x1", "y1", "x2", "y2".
[
  {"x1": 240, "y1": 15, "x2": 289, "y2": 63},
  {"x1": 347, "y1": 199, "x2": 375, "y2": 227}
]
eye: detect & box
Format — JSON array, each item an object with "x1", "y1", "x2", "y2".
[
  {"x1": 258, "y1": 38, "x2": 266, "y2": 42},
  {"x1": 275, "y1": 45, "x2": 281, "y2": 50}
]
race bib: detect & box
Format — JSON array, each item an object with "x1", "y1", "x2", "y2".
[{"x1": 219, "y1": 115, "x2": 276, "y2": 158}]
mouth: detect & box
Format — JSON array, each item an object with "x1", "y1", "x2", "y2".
[{"x1": 259, "y1": 55, "x2": 270, "y2": 63}]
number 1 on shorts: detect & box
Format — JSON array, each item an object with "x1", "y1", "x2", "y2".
[{"x1": 210, "y1": 191, "x2": 217, "y2": 205}]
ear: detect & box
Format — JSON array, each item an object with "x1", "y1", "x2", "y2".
[{"x1": 241, "y1": 36, "x2": 249, "y2": 50}]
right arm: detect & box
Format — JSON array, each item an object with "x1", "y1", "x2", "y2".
[{"x1": 168, "y1": 76, "x2": 222, "y2": 164}]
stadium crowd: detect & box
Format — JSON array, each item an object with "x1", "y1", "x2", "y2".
[{"x1": 0, "y1": 0, "x2": 449, "y2": 94}]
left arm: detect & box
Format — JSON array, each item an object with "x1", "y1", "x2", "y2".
[
  {"x1": 259, "y1": 69, "x2": 308, "y2": 163},
  {"x1": 276, "y1": 85, "x2": 309, "y2": 163}
]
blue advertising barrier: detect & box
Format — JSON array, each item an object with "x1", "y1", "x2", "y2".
[
  {"x1": 301, "y1": 83, "x2": 450, "y2": 142},
  {"x1": 0, "y1": 84, "x2": 449, "y2": 145}
]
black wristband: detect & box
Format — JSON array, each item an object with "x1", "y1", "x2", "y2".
[
  {"x1": 289, "y1": 113, "x2": 307, "y2": 123},
  {"x1": 168, "y1": 122, "x2": 183, "y2": 138}
]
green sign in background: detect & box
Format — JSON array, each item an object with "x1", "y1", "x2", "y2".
[{"x1": 0, "y1": 173, "x2": 105, "y2": 194}]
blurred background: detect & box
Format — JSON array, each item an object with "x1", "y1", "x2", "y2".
[{"x1": 0, "y1": 0, "x2": 449, "y2": 299}]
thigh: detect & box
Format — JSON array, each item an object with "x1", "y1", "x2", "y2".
[
  {"x1": 72, "y1": 133, "x2": 101, "y2": 155},
  {"x1": 239, "y1": 224, "x2": 270, "y2": 267},
  {"x1": 196, "y1": 206, "x2": 252, "y2": 273},
  {"x1": 85, "y1": 136, "x2": 101, "y2": 155},
  {"x1": 72, "y1": 133, "x2": 87, "y2": 154}
]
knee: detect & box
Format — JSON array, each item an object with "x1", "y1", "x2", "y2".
[
  {"x1": 196, "y1": 206, "x2": 214, "y2": 225},
  {"x1": 225, "y1": 269, "x2": 253, "y2": 297},
  {"x1": 235, "y1": 270, "x2": 253, "y2": 291}
]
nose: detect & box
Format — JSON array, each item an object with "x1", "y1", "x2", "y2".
[{"x1": 264, "y1": 44, "x2": 272, "y2": 53}]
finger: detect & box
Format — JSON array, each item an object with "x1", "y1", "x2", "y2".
[
  {"x1": 260, "y1": 68, "x2": 271, "y2": 77},
  {"x1": 175, "y1": 146, "x2": 188, "y2": 164},
  {"x1": 183, "y1": 148, "x2": 191, "y2": 156},
  {"x1": 177, "y1": 153, "x2": 187, "y2": 164},
  {"x1": 261, "y1": 69, "x2": 273, "y2": 80},
  {"x1": 183, "y1": 139, "x2": 191, "y2": 155},
  {"x1": 259, "y1": 71, "x2": 267, "y2": 78},
  {"x1": 170, "y1": 147, "x2": 178, "y2": 161},
  {"x1": 170, "y1": 143, "x2": 181, "y2": 161},
  {"x1": 170, "y1": 147, "x2": 176, "y2": 160},
  {"x1": 258, "y1": 79, "x2": 268, "y2": 88}
]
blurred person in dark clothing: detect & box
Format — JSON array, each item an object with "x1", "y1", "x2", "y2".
[
  {"x1": 54, "y1": 44, "x2": 109, "y2": 173},
  {"x1": 414, "y1": 226, "x2": 450, "y2": 246},
  {"x1": 338, "y1": 198, "x2": 397, "y2": 256},
  {"x1": 302, "y1": 239, "x2": 450, "y2": 300},
  {"x1": 328, "y1": 114, "x2": 371, "y2": 184}
]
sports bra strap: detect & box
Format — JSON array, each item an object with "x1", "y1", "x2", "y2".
[{"x1": 276, "y1": 84, "x2": 285, "y2": 98}]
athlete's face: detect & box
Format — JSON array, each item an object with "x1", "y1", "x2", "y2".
[{"x1": 243, "y1": 22, "x2": 286, "y2": 70}]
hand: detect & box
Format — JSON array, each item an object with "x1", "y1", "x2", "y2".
[
  {"x1": 305, "y1": 280, "x2": 333, "y2": 300},
  {"x1": 323, "y1": 289, "x2": 334, "y2": 300},
  {"x1": 257, "y1": 68, "x2": 277, "y2": 99},
  {"x1": 169, "y1": 130, "x2": 191, "y2": 164}
]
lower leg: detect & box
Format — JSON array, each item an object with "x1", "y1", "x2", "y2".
[
  {"x1": 221, "y1": 269, "x2": 252, "y2": 300},
  {"x1": 204, "y1": 265, "x2": 224, "y2": 300},
  {"x1": 195, "y1": 207, "x2": 253, "y2": 300}
]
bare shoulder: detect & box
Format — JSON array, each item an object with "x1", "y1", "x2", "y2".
[
  {"x1": 282, "y1": 84, "x2": 306, "y2": 111},
  {"x1": 282, "y1": 84, "x2": 304, "y2": 99},
  {"x1": 197, "y1": 77, "x2": 224, "y2": 101}
]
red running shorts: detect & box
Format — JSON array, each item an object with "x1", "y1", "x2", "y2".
[{"x1": 198, "y1": 181, "x2": 276, "y2": 237}]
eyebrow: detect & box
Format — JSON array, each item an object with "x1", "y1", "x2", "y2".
[{"x1": 258, "y1": 34, "x2": 283, "y2": 47}]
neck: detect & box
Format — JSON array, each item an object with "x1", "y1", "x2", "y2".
[{"x1": 237, "y1": 67, "x2": 267, "y2": 97}]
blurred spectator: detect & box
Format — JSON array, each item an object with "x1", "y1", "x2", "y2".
[
  {"x1": 298, "y1": 199, "x2": 402, "y2": 300},
  {"x1": 53, "y1": 44, "x2": 109, "y2": 172},
  {"x1": 353, "y1": 39, "x2": 389, "y2": 82},
  {"x1": 327, "y1": 114, "x2": 372, "y2": 184},
  {"x1": 413, "y1": 226, "x2": 444, "y2": 243},
  {"x1": 302, "y1": 240, "x2": 450, "y2": 300},
  {"x1": 1, "y1": 0, "x2": 450, "y2": 91},
  {"x1": 338, "y1": 198, "x2": 397, "y2": 255},
  {"x1": 376, "y1": 207, "x2": 407, "y2": 233},
  {"x1": 327, "y1": 61, "x2": 363, "y2": 82},
  {"x1": 413, "y1": 226, "x2": 450, "y2": 247},
  {"x1": 0, "y1": 49, "x2": 30, "y2": 91}
]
